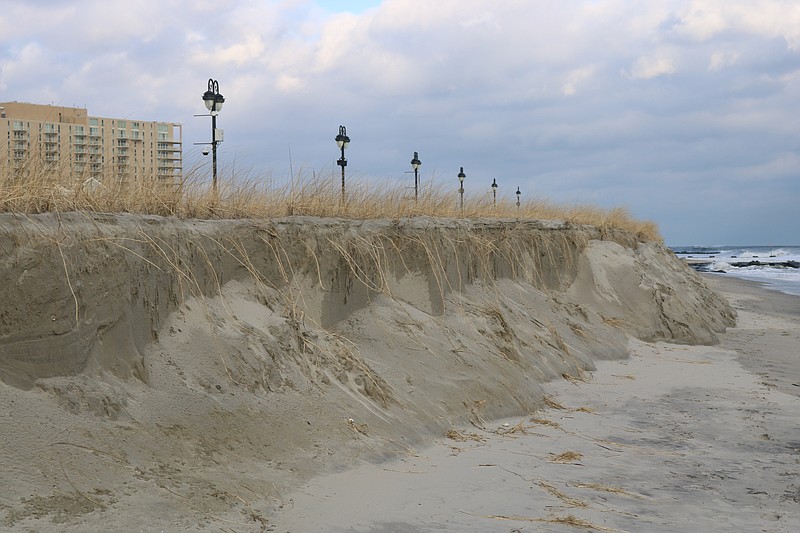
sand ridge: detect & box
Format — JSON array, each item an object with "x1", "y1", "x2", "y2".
[{"x1": 1, "y1": 213, "x2": 735, "y2": 531}]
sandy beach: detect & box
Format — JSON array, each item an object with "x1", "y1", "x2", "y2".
[
  {"x1": 0, "y1": 215, "x2": 788, "y2": 532},
  {"x1": 269, "y1": 275, "x2": 800, "y2": 532}
]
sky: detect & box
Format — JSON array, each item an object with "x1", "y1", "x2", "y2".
[{"x1": 1, "y1": 0, "x2": 798, "y2": 245}]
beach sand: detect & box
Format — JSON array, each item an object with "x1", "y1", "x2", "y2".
[
  {"x1": 269, "y1": 275, "x2": 800, "y2": 532},
  {"x1": 0, "y1": 216, "x2": 783, "y2": 531}
]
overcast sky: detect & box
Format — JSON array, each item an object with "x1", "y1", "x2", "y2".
[{"x1": 2, "y1": 0, "x2": 798, "y2": 245}]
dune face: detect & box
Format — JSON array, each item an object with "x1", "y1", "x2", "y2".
[{"x1": 0, "y1": 213, "x2": 735, "y2": 530}]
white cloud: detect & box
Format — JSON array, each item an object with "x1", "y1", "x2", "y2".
[
  {"x1": 708, "y1": 50, "x2": 740, "y2": 71},
  {"x1": 677, "y1": 0, "x2": 800, "y2": 51},
  {"x1": 210, "y1": 35, "x2": 267, "y2": 67},
  {"x1": 562, "y1": 66, "x2": 596, "y2": 96},
  {"x1": 276, "y1": 74, "x2": 305, "y2": 93},
  {"x1": 676, "y1": 0, "x2": 729, "y2": 41},
  {"x1": 627, "y1": 56, "x2": 677, "y2": 79}
]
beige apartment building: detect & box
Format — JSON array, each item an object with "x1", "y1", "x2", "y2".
[{"x1": 0, "y1": 101, "x2": 182, "y2": 182}]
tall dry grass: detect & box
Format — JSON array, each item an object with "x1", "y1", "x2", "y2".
[{"x1": 0, "y1": 158, "x2": 662, "y2": 242}]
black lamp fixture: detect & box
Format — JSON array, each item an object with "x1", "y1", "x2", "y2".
[
  {"x1": 516, "y1": 186, "x2": 521, "y2": 218},
  {"x1": 458, "y1": 167, "x2": 466, "y2": 217},
  {"x1": 411, "y1": 151, "x2": 422, "y2": 202},
  {"x1": 335, "y1": 125, "x2": 350, "y2": 203},
  {"x1": 201, "y1": 78, "x2": 225, "y2": 191},
  {"x1": 491, "y1": 178, "x2": 498, "y2": 208}
]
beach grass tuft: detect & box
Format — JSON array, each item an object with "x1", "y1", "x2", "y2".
[{"x1": 550, "y1": 451, "x2": 584, "y2": 463}]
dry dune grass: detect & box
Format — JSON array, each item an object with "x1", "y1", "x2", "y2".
[
  {"x1": 486, "y1": 513, "x2": 616, "y2": 532},
  {"x1": 0, "y1": 161, "x2": 662, "y2": 242},
  {"x1": 550, "y1": 450, "x2": 584, "y2": 463}
]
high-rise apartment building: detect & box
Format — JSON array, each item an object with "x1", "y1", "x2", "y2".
[{"x1": 0, "y1": 101, "x2": 182, "y2": 181}]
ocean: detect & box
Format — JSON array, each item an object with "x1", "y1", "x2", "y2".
[{"x1": 670, "y1": 245, "x2": 800, "y2": 296}]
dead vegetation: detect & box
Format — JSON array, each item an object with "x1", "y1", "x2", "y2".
[
  {"x1": 543, "y1": 396, "x2": 566, "y2": 410},
  {"x1": 485, "y1": 513, "x2": 617, "y2": 531},
  {"x1": 445, "y1": 429, "x2": 485, "y2": 442},
  {"x1": 572, "y1": 481, "x2": 645, "y2": 499},
  {"x1": 0, "y1": 160, "x2": 662, "y2": 242},
  {"x1": 550, "y1": 451, "x2": 584, "y2": 464},
  {"x1": 538, "y1": 481, "x2": 588, "y2": 507},
  {"x1": 530, "y1": 417, "x2": 564, "y2": 430}
]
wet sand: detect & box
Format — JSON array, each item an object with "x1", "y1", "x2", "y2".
[{"x1": 270, "y1": 276, "x2": 800, "y2": 532}]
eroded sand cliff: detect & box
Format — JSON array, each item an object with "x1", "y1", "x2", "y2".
[{"x1": 0, "y1": 213, "x2": 734, "y2": 530}]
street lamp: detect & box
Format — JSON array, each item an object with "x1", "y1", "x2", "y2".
[
  {"x1": 201, "y1": 78, "x2": 225, "y2": 191},
  {"x1": 458, "y1": 167, "x2": 466, "y2": 217},
  {"x1": 491, "y1": 178, "x2": 498, "y2": 208},
  {"x1": 335, "y1": 125, "x2": 350, "y2": 203},
  {"x1": 516, "y1": 186, "x2": 521, "y2": 218},
  {"x1": 411, "y1": 151, "x2": 421, "y2": 202}
]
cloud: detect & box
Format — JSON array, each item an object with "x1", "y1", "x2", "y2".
[
  {"x1": 562, "y1": 66, "x2": 596, "y2": 96},
  {"x1": 676, "y1": 0, "x2": 800, "y2": 51},
  {"x1": 708, "y1": 50, "x2": 740, "y2": 71},
  {"x1": 627, "y1": 55, "x2": 678, "y2": 79},
  {"x1": 1, "y1": 0, "x2": 799, "y2": 244}
]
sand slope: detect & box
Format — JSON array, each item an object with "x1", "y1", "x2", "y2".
[
  {"x1": 269, "y1": 277, "x2": 800, "y2": 532},
  {"x1": 0, "y1": 213, "x2": 734, "y2": 531}
]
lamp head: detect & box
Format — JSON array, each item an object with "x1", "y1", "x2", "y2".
[
  {"x1": 213, "y1": 93, "x2": 225, "y2": 113},
  {"x1": 335, "y1": 125, "x2": 350, "y2": 148},
  {"x1": 516, "y1": 186, "x2": 521, "y2": 196},
  {"x1": 203, "y1": 78, "x2": 224, "y2": 112},
  {"x1": 491, "y1": 178, "x2": 497, "y2": 189},
  {"x1": 411, "y1": 151, "x2": 421, "y2": 170},
  {"x1": 458, "y1": 167, "x2": 465, "y2": 183}
]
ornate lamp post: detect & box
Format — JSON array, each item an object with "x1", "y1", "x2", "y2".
[
  {"x1": 335, "y1": 125, "x2": 350, "y2": 203},
  {"x1": 201, "y1": 78, "x2": 225, "y2": 191},
  {"x1": 458, "y1": 167, "x2": 466, "y2": 217},
  {"x1": 411, "y1": 151, "x2": 421, "y2": 202},
  {"x1": 491, "y1": 178, "x2": 498, "y2": 208},
  {"x1": 516, "y1": 186, "x2": 521, "y2": 218}
]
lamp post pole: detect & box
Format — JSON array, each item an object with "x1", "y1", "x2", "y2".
[
  {"x1": 335, "y1": 125, "x2": 350, "y2": 204},
  {"x1": 491, "y1": 178, "x2": 498, "y2": 209},
  {"x1": 458, "y1": 167, "x2": 466, "y2": 217},
  {"x1": 516, "y1": 186, "x2": 521, "y2": 219},
  {"x1": 411, "y1": 151, "x2": 421, "y2": 202},
  {"x1": 201, "y1": 79, "x2": 225, "y2": 191}
]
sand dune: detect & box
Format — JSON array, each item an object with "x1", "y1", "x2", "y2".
[
  {"x1": 1, "y1": 213, "x2": 736, "y2": 531},
  {"x1": 269, "y1": 276, "x2": 800, "y2": 532}
]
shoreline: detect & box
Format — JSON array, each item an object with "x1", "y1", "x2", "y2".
[
  {"x1": 705, "y1": 275, "x2": 800, "y2": 398},
  {"x1": 268, "y1": 275, "x2": 800, "y2": 532}
]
